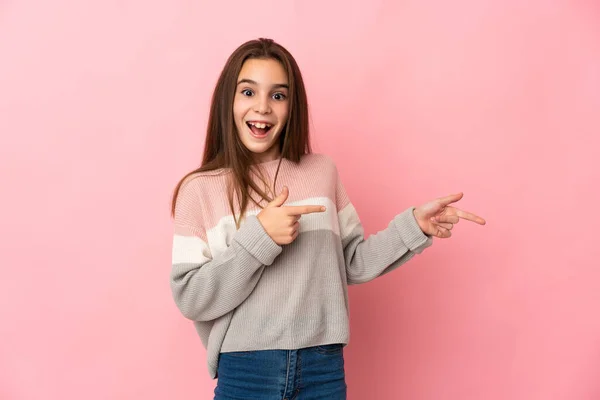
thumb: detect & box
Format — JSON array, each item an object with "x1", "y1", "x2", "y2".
[
  {"x1": 267, "y1": 186, "x2": 289, "y2": 208},
  {"x1": 438, "y1": 192, "x2": 463, "y2": 206}
]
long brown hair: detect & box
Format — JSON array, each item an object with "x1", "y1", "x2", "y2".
[{"x1": 170, "y1": 38, "x2": 311, "y2": 226}]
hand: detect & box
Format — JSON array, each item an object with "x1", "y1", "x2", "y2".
[
  {"x1": 257, "y1": 186, "x2": 326, "y2": 245},
  {"x1": 413, "y1": 192, "x2": 486, "y2": 238}
]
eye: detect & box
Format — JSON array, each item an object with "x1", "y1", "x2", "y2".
[
  {"x1": 272, "y1": 92, "x2": 287, "y2": 101},
  {"x1": 241, "y1": 89, "x2": 254, "y2": 96}
]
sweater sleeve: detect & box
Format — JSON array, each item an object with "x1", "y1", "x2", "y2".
[
  {"x1": 335, "y1": 167, "x2": 433, "y2": 285},
  {"x1": 170, "y1": 179, "x2": 282, "y2": 322}
]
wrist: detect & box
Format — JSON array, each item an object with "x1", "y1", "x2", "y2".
[{"x1": 412, "y1": 208, "x2": 427, "y2": 234}]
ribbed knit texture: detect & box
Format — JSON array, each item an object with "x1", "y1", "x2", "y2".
[{"x1": 170, "y1": 153, "x2": 433, "y2": 378}]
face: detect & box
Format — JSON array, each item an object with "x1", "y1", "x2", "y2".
[{"x1": 233, "y1": 58, "x2": 290, "y2": 163}]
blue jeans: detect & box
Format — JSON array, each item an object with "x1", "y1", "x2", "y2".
[{"x1": 214, "y1": 344, "x2": 347, "y2": 400}]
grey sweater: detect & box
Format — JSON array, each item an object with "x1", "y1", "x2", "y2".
[{"x1": 170, "y1": 154, "x2": 433, "y2": 378}]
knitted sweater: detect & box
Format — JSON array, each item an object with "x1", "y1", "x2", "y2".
[{"x1": 170, "y1": 153, "x2": 433, "y2": 378}]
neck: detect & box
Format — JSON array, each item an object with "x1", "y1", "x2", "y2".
[{"x1": 252, "y1": 147, "x2": 281, "y2": 164}]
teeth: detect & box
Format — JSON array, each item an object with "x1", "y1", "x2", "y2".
[{"x1": 249, "y1": 122, "x2": 271, "y2": 129}]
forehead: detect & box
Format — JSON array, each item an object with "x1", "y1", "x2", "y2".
[{"x1": 238, "y1": 58, "x2": 288, "y2": 84}]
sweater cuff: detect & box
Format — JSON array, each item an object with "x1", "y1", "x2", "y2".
[
  {"x1": 234, "y1": 215, "x2": 282, "y2": 265},
  {"x1": 393, "y1": 207, "x2": 433, "y2": 253}
]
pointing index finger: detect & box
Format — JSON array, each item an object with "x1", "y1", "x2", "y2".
[
  {"x1": 284, "y1": 205, "x2": 327, "y2": 216},
  {"x1": 453, "y1": 208, "x2": 486, "y2": 225}
]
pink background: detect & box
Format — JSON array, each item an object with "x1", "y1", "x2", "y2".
[{"x1": 1, "y1": 1, "x2": 599, "y2": 399}]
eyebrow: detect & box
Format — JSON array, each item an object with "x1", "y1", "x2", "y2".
[{"x1": 237, "y1": 79, "x2": 289, "y2": 89}]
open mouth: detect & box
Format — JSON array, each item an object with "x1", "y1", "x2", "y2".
[{"x1": 246, "y1": 121, "x2": 273, "y2": 138}]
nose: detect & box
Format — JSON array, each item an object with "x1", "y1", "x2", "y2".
[{"x1": 253, "y1": 94, "x2": 271, "y2": 114}]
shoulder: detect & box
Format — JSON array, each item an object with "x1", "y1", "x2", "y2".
[
  {"x1": 177, "y1": 169, "x2": 230, "y2": 201},
  {"x1": 182, "y1": 168, "x2": 229, "y2": 185},
  {"x1": 299, "y1": 153, "x2": 339, "y2": 172},
  {"x1": 289, "y1": 154, "x2": 341, "y2": 191},
  {"x1": 173, "y1": 169, "x2": 231, "y2": 227}
]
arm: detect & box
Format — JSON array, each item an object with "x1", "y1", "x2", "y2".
[
  {"x1": 170, "y1": 181, "x2": 282, "y2": 322},
  {"x1": 335, "y1": 170, "x2": 433, "y2": 285}
]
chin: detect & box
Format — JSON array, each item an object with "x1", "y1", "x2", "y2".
[
  {"x1": 240, "y1": 132, "x2": 281, "y2": 157},
  {"x1": 247, "y1": 143, "x2": 277, "y2": 155}
]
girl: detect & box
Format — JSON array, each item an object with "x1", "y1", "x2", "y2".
[{"x1": 170, "y1": 38, "x2": 486, "y2": 400}]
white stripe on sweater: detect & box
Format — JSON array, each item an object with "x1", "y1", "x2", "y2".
[
  {"x1": 172, "y1": 235, "x2": 212, "y2": 265},
  {"x1": 205, "y1": 197, "x2": 341, "y2": 254}
]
